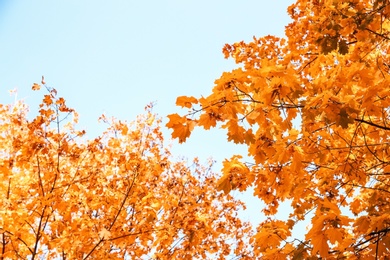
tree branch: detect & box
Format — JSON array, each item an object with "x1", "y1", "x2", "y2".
[{"x1": 355, "y1": 118, "x2": 390, "y2": 131}]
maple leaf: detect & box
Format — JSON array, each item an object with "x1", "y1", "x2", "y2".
[
  {"x1": 337, "y1": 108, "x2": 354, "y2": 129},
  {"x1": 222, "y1": 120, "x2": 255, "y2": 144},
  {"x1": 338, "y1": 39, "x2": 349, "y2": 55},
  {"x1": 311, "y1": 233, "x2": 329, "y2": 257},
  {"x1": 43, "y1": 94, "x2": 53, "y2": 105},
  {"x1": 32, "y1": 83, "x2": 41, "y2": 91},
  {"x1": 166, "y1": 113, "x2": 196, "y2": 143},
  {"x1": 198, "y1": 111, "x2": 218, "y2": 130},
  {"x1": 216, "y1": 174, "x2": 232, "y2": 194},
  {"x1": 325, "y1": 228, "x2": 343, "y2": 245},
  {"x1": 317, "y1": 36, "x2": 338, "y2": 54},
  {"x1": 176, "y1": 96, "x2": 198, "y2": 108},
  {"x1": 98, "y1": 228, "x2": 111, "y2": 239}
]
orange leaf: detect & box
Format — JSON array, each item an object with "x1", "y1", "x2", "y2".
[
  {"x1": 311, "y1": 233, "x2": 329, "y2": 257},
  {"x1": 325, "y1": 228, "x2": 343, "y2": 245},
  {"x1": 216, "y1": 174, "x2": 232, "y2": 194},
  {"x1": 32, "y1": 83, "x2": 41, "y2": 91},
  {"x1": 166, "y1": 114, "x2": 196, "y2": 143},
  {"x1": 98, "y1": 228, "x2": 111, "y2": 239},
  {"x1": 43, "y1": 94, "x2": 53, "y2": 105},
  {"x1": 166, "y1": 113, "x2": 184, "y2": 128},
  {"x1": 198, "y1": 112, "x2": 218, "y2": 130},
  {"x1": 176, "y1": 96, "x2": 198, "y2": 108}
]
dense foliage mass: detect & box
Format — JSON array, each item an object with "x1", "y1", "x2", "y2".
[
  {"x1": 0, "y1": 84, "x2": 251, "y2": 259},
  {"x1": 168, "y1": 0, "x2": 390, "y2": 258}
]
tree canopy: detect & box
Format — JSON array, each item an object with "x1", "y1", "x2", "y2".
[
  {"x1": 168, "y1": 0, "x2": 390, "y2": 258},
  {"x1": 4, "y1": 0, "x2": 390, "y2": 259},
  {"x1": 0, "y1": 84, "x2": 251, "y2": 259}
]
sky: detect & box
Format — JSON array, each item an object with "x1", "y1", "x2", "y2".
[{"x1": 0, "y1": 0, "x2": 296, "y2": 233}]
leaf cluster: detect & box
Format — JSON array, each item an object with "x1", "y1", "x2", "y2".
[
  {"x1": 168, "y1": 0, "x2": 390, "y2": 258},
  {"x1": 0, "y1": 85, "x2": 252, "y2": 259}
]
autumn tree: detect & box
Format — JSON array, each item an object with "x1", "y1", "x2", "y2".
[
  {"x1": 0, "y1": 83, "x2": 252, "y2": 259},
  {"x1": 168, "y1": 0, "x2": 390, "y2": 258}
]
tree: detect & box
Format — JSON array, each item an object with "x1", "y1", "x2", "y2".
[
  {"x1": 167, "y1": 0, "x2": 390, "y2": 258},
  {"x1": 0, "y1": 83, "x2": 252, "y2": 259}
]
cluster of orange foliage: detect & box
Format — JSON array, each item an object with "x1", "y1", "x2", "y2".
[
  {"x1": 0, "y1": 83, "x2": 252, "y2": 259},
  {"x1": 168, "y1": 0, "x2": 390, "y2": 258}
]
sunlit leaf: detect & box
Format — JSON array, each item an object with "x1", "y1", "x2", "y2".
[{"x1": 176, "y1": 96, "x2": 198, "y2": 108}]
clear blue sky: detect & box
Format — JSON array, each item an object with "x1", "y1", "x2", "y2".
[{"x1": 0, "y1": 0, "x2": 294, "y2": 229}]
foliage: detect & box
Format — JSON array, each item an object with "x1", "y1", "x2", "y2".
[
  {"x1": 0, "y1": 83, "x2": 252, "y2": 259},
  {"x1": 168, "y1": 0, "x2": 390, "y2": 258}
]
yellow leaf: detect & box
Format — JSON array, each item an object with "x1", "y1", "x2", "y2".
[{"x1": 99, "y1": 228, "x2": 111, "y2": 239}]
